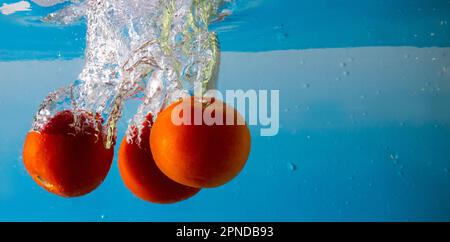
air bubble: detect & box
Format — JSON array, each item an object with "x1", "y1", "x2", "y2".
[
  {"x1": 287, "y1": 162, "x2": 297, "y2": 172},
  {"x1": 390, "y1": 154, "x2": 399, "y2": 165},
  {"x1": 390, "y1": 154, "x2": 399, "y2": 160}
]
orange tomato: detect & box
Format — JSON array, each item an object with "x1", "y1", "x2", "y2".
[
  {"x1": 150, "y1": 97, "x2": 251, "y2": 188},
  {"x1": 118, "y1": 114, "x2": 200, "y2": 204},
  {"x1": 23, "y1": 110, "x2": 114, "y2": 197}
]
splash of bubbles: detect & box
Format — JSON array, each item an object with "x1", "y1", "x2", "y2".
[{"x1": 32, "y1": 0, "x2": 233, "y2": 148}]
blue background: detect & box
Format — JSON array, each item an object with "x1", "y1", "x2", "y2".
[{"x1": 0, "y1": 0, "x2": 449, "y2": 221}]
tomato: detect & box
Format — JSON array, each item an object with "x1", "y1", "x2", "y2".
[
  {"x1": 118, "y1": 114, "x2": 200, "y2": 204},
  {"x1": 150, "y1": 97, "x2": 251, "y2": 188},
  {"x1": 23, "y1": 110, "x2": 114, "y2": 197}
]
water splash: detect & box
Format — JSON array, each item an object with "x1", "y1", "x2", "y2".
[{"x1": 31, "y1": 0, "x2": 234, "y2": 148}]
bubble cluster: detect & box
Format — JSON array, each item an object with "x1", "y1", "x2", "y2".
[{"x1": 31, "y1": 0, "x2": 232, "y2": 147}]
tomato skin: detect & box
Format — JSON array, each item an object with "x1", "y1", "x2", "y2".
[
  {"x1": 118, "y1": 114, "x2": 200, "y2": 204},
  {"x1": 150, "y1": 97, "x2": 251, "y2": 188},
  {"x1": 23, "y1": 110, "x2": 114, "y2": 197}
]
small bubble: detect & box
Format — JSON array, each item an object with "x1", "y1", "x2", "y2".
[
  {"x1": 375, "y1": 90, "x2": 381, "y2": 95},
  {"x1": 273, "y1": 24, "x2": 284, "y2": 30},
  {"x1": 360, "y1": 95, "x2": 366, "y2": 99},
  {"x1": 432, "y1": 57, "x2": 437, "y2": 61},
  {"x1": 284, "y1": 108, "x2": 290, "y2": 112},
  {"x1": 276, "y1": 32, "x2": 288, "y2": 41},
  {"x1": 343, "y1": 71, "x2": 350, "y2": 76},
  {"x1": 348, "y1": 57, "x2": 354, "y2": 62},
  {"x1": 340, "y1": 62, "x2": 347, "y2": 67},
  {"x1": 303, "y1": 83, "x2": 310, "y2": 88},
  {"x1": 404, "y1": 54, "x2": 410, "y2": 59},
  {"x1": 287, "y1": 162, "x2": 297, "y2": 172},
  {"x1": 100, "y1": 215, "x2": 105, "y2": 219},
  {"x1": 299, "y1": 60, "x2": 304, "y2": 65},
  {"x1": 398, "y1": 171, "x2": 404, "y2": 177},
  {"x1": 413, "y1": 33, "x2": 419, "y2": 38},
  {"x1": 344, "y1": 201, "x2": 350, "y2": 206},
  {"x1": 390, "y1": 154, "x2": 399, "y2": 164},
  {"x1": 306, "y1": 135, "x2": 311, "y2": 140},
  {"x1": 430, "y1": 33, "x2": 436, "y2": 37},
  {"x1": 440, "y1": 20, "x2": 448, "y2": 26},
  {"x1": 362, "y1": 112, "x2": 367, "y2": 117}
]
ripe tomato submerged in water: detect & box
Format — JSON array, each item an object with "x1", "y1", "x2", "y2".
[
  {"x1": 23, "y1": 110, "x2": 114, "y2": 197},
  {"x1": 118, "y1": 114, "x2": 200, "y2": 204},
  {"x1": 150, "y1": 97, "x2": 251, "y2": 188}
]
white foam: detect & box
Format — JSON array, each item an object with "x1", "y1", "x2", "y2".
[
  {"x1": 31, "y1": 0, "x2": 66, "y2": 7},
  {"x1": 0, "y1": 1, "x2": 31, "y2": 15}
]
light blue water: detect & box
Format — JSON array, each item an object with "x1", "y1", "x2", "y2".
[{"x1": 0, "y1": 0, "x2": 450, "y2": 221}]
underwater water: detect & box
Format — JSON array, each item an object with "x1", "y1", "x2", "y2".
[{"x1": 0, "y1": 0, "x2": 450, "y2": 221}]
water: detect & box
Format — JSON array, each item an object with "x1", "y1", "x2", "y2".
[
  {"x1": 0, "y1": 0, "x2": 450, "y2": 221},
  {"x1": 31, "y1": 0, "x2": 228, "y2": 147}
]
